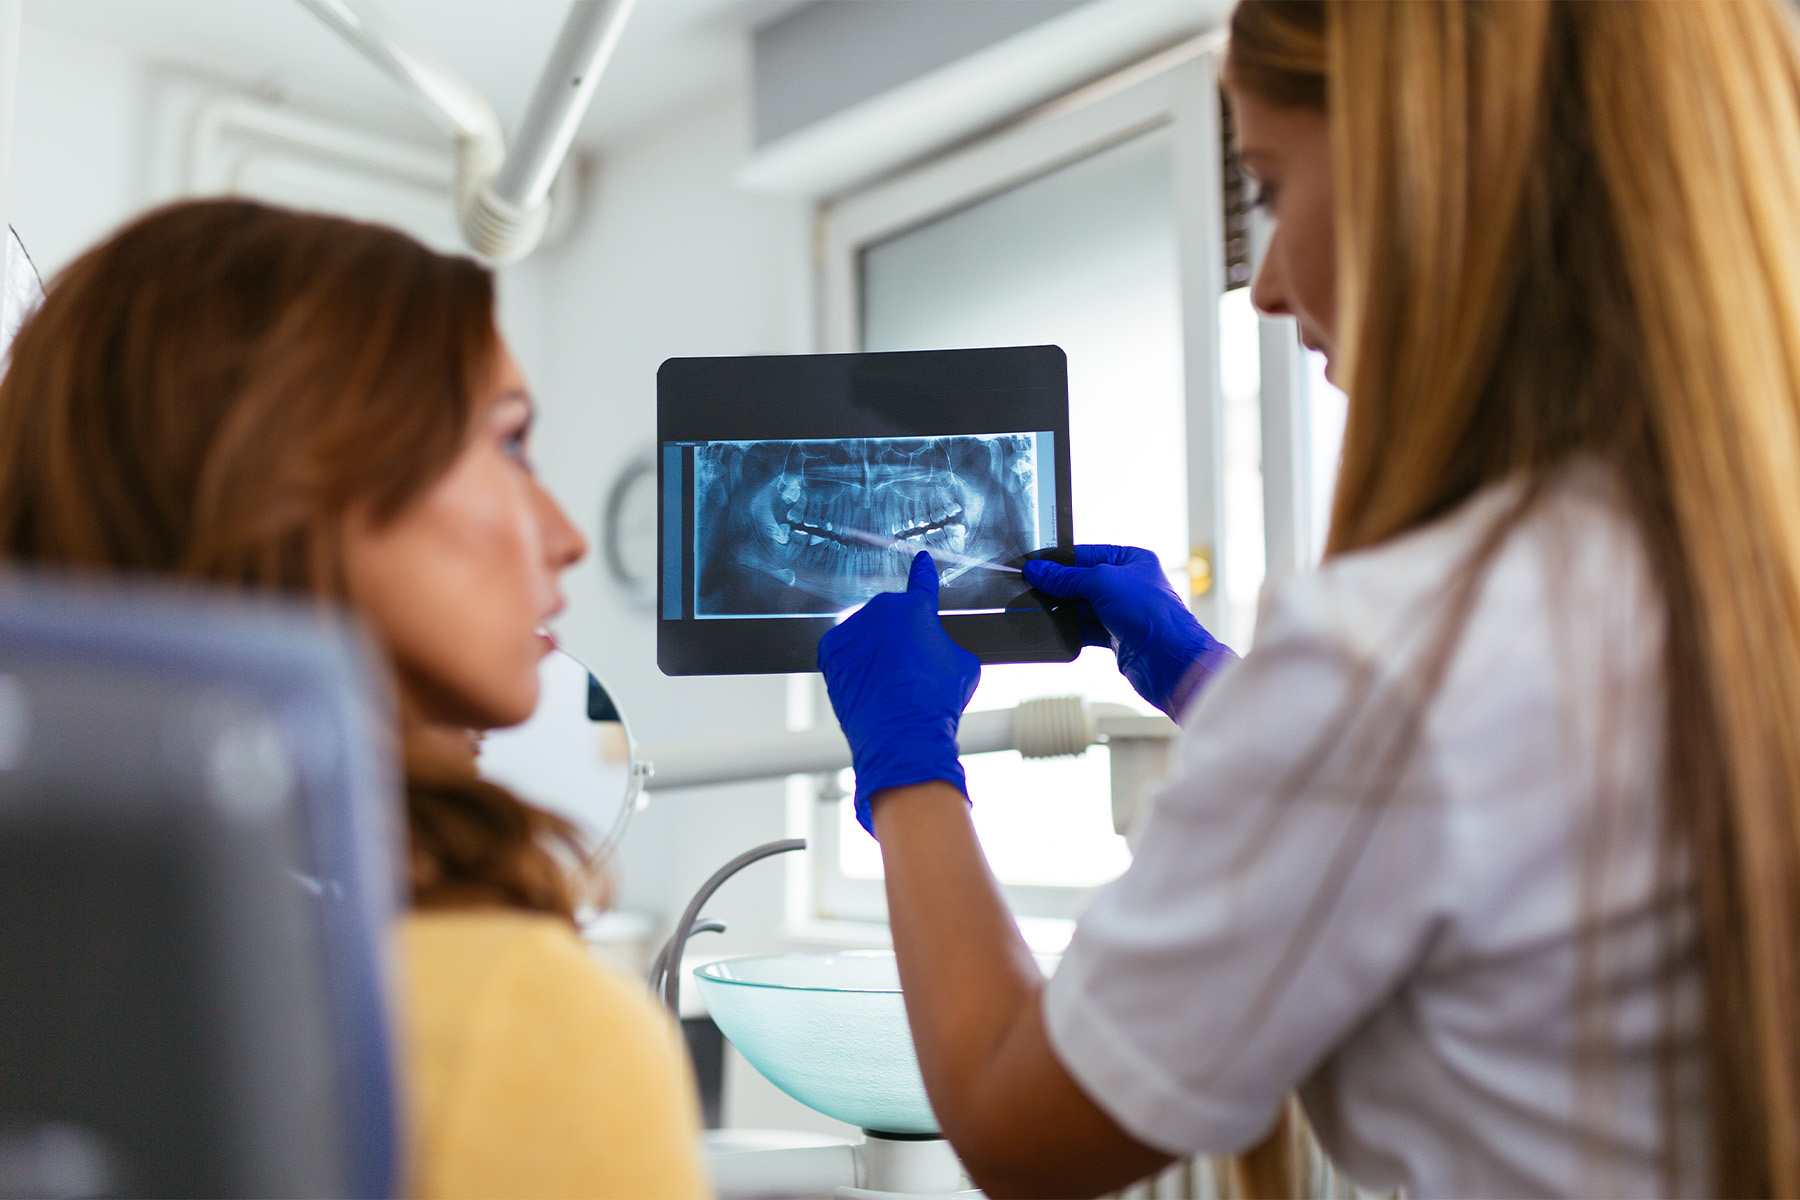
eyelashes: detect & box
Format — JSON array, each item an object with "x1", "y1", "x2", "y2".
[
  {"x1": 499, "y1": 419, "x2": 534, "y2": 467},
  {"x1": 486, "y1": 392, "x2": 538, "y2": 471}
]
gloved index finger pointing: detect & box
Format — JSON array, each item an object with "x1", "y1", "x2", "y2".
[{"x1": 907, "y1": 550, "x2": 940, "y2": 602}]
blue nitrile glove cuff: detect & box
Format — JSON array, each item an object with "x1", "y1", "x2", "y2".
[
  {"x1": 846, "y1": 731, "x2": 966, "y2": 838},
  {"x1": 818, "y1": 551, "x2": 982, "y2": 837},
  {"x1": 1162, "y1": 633, "x2": 1238, "y2": 722},
  {"x1": 1023, "y1": 546, "x2": 1236, "y2": 720}
]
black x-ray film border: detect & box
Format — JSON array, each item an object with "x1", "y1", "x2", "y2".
[
  {"x1": 658, "y1": 444, "x2": 690, "y2": 622},
  {"x1": 696, "y1": 609, "x2": 1009, "y2": 620},
  {"x1": 658, "y1": 610, "x2": 1081, "y2": 675},
  {"x1": 656, "y1": 346, "x2": 1078, "y2": 675},
  {"x1": 657, "y1": 346, "x2": 1069, "y2": 443}
]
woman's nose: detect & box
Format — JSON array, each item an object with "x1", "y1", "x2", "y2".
[
  {"x1": 536, "y1": 483, "x2": 587, "y2": 571},
  {"x1": 1249, "y1": 249, "x2": 1290, "y2": 320}
]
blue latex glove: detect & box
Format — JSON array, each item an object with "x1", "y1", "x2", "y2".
[
  {"x1": 818, "y1": 551, "x2": 982, "y2": 836},
  {"x1": 1023, "y1": 544, "x2": 1235, "y2": 719}
]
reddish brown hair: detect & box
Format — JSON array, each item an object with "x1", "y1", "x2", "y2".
[{"x1": 0, "y1": 197, "x2": 584, "y2": 920}]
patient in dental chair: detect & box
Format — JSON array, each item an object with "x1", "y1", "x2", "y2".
[{"x1": 0, "y1": 199, "x2": 709, "y2": 1199}]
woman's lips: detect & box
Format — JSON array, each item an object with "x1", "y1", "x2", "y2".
[
  {"x1": 536, "y1": 594, "x2": 566, "y2": 652},
  {"x1": 1295, "y1": 326, "x2": 1337, "y2": 382}
]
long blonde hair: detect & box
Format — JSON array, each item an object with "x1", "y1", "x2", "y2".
[{"x1": 1227, "y1": 1, "x2": 1800, "y2": 1195}]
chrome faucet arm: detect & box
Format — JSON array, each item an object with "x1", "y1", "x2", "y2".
[{"x1": 649, "y1": 838, "x2": 807, "y2": 1016}]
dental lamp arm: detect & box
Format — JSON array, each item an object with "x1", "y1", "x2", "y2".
[
  {"x1": 297, "y1": 0, "x2": 634, "y2": 262},
  {"x1": 873, "y1": 782, "x2": 1172, "y2": 1197},
  {"x1": 294, "y1": 0, "x2": 503, "y2": 149},
  {"x1": 461, "y1": 0, "x2": 635, "y2": 260},
  {"x1": 492, "y1": 0, "x2": 633, "y2": 211}
]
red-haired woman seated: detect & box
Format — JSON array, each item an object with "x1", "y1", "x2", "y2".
[{"x1": 0, "y1": 199, "x2": 708, "y2": 1199}]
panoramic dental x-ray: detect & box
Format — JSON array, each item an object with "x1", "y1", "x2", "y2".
[{"x1": 695, "y1": 432, "x2": 1041, "y2": 616}]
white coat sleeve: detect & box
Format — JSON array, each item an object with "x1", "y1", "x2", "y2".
[{"x1": 1041, "y1": 576, "x2": 1453, "y2": 1157}]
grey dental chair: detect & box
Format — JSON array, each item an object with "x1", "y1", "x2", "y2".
[{"x1": 0, "y1": 575, "x2": 402, "y2": 1198}]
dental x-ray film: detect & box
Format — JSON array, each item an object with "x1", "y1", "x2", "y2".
[
  {"x1": 658, "y1": 347, "x2": 1078, "y2": 675},
  {"x1": 694, "y1": 433, "x2": 1043, "y2": 615}
]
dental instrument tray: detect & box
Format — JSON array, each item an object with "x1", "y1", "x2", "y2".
[{"x1": 657, "y1": 346, "x2": 1079, "y2": 675}]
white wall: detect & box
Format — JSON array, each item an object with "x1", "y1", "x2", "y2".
[{"x1": 10, "y1": 25, "x2": 151, "y2": 275}]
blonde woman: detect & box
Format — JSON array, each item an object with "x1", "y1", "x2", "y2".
[{"x1": 817, "y1": 2, "x2": 1800, "y2": 1196}]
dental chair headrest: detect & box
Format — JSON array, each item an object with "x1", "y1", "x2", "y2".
[{"x1": 0, "y1": 574, "x2": 401, "y2": 1199}]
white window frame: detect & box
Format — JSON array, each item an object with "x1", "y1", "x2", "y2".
[
  {"x1": 790, "y1": 41, "x2": 1258, "y2": 931},
  {"x1": 1253, "y1": 211, "x2": 1324, "y2": 580}
]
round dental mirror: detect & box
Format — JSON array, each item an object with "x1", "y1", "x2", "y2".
[{"x1": 478, "y1": 647, "x2": 643, "y2": 860}]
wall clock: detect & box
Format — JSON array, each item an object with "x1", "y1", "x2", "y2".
[{"x1": 601, "y1": 451, "x2": 658, "y2": 610}]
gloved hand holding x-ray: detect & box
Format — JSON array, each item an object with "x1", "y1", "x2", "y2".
[
  {"x1": 1025, "y1": 545, "x2": 1236, "y2": 719},
  {"x1": 819, "y1": 543, "x2": 1235, "y2": 836}
]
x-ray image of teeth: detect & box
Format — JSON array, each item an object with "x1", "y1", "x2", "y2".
[{"x1": 693, "y1": 433, "x2": 1045, "y2": 616}]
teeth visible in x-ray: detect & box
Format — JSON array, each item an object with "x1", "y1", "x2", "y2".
[
  {"x1": 777, "y1": 495, "x2": 967, "y2": 553},
  {"x1": 761, "y1": 472, "x2": 976, "y2": 589},
  {"x1": 694, "y1": 433, "x2": 1040, "y2": 615}
]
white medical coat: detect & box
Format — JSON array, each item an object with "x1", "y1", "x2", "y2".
[{"x1": 1043, "y1": 465, "x2": 1706, "y2": 1198}]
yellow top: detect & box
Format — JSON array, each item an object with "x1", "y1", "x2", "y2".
[{"x1": 397, "y1": 909, "x2": 711, "y2": 1199}]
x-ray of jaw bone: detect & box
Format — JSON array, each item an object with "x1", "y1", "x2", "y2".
[{"x1": 693, "y1": 434, "x2": 1042, "y2": 616}]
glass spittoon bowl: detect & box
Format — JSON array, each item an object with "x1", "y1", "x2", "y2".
[
  {"x1": 693, "y1": 950, "x2": 1059, "y2": 1137},
  {"x1": 693, "y1": 950, "x2": 936, "y2": 1135}
]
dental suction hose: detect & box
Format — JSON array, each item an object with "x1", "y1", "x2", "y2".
[{"x1": 650, "y1": 838, "x2": 807, "y2": 1018}]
